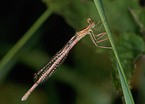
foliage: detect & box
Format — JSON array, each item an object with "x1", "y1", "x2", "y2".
[
  {"x1": 0, "y1": 0, "x2": 145, "y2": 104},
  {"x1": 112, "y1": 34, "x2": 145, "y2": 90}
]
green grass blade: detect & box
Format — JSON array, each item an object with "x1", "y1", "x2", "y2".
[
  {"x1": 0, "y1": 9, "x2": 52, "y2": 71},
  {"x1": 93, "y1": 0, "x2": 135, "y2": 104}
]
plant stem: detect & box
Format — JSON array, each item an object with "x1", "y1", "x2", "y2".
[
  {"x1": 0, "y1": 9, "x2": 52, "y2": 72},
  {"x1": 93, "y1": 0, "x2": 135, "y2": 104}
]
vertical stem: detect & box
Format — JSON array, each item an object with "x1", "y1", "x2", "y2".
[{"x1": 93, "y1": 0, "x2": 134, "y2": 104}]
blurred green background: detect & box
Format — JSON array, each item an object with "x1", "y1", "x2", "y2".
[{"x1": 0, "y1": 0, "x2": 145, "y2": 104}]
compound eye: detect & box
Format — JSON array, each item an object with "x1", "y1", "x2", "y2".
[{"x1": 87, "y1": 18, "x2": 92, "y2": 23}]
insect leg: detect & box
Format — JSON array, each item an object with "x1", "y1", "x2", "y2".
[
  {"x1": 89, "y1": 30, "x2": 112, "y2": 49},
  {"x1": 94, "y1": 20, "x2": 103, "y2": 31}
]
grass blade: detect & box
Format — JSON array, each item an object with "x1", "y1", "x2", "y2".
[
  {"x1": 0, "y1": 9, "x2": 52, "y2": 80},
  {"x1": 93, "y1": 0, "x2": 135, "y2": 104}
]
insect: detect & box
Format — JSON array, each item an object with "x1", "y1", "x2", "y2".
[{"x1": 21, "y1": 18, "x2": 111, "y2": 101}]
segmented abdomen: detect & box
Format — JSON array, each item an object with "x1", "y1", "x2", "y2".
[{"x1": 34, "y1": 35, "x2": 78, "y2": 83}]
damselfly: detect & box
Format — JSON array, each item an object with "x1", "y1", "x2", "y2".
[{"x1": 21, "y1": 18, "x2": 111, "y2": 101}]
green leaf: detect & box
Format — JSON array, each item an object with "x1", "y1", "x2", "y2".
[{"x1": 112, "y1": 33, "x2": 145, "y2": 90}]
